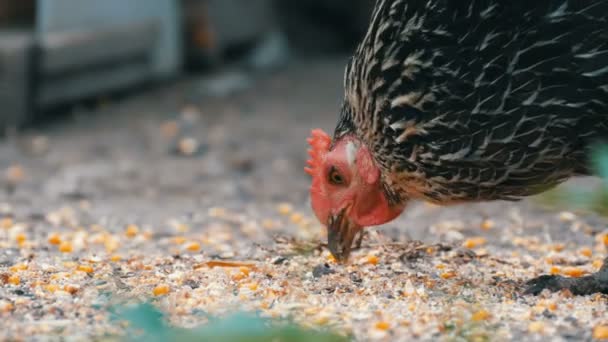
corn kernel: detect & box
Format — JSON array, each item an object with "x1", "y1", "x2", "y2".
[
  {"x1": 528, "y1": 321, "x2": 544, "y2": 333},
  {"x1": 441, "y1": 272, "x2": 457, "y2": 279},
  {"x1": 247, "y1": 282, "x2": 259, "y2": 291},
  {"x1": 463, "y1": 237, "x2": 486, "y2": 249},
  {"x1": 603, "y1": 234, "x2": 608, "y2": 247},
  {"x1": 239, "y1": 266, "x2": 250, "y2": 276},
  {"x1": 15, "y1": 233, "x2": 26, "y2": 244},
  {"x1": 125, "y1": 224, "x2": 139, "y2": 238},
  {"x1": 64, "y1": 285, "x2": 79, "y2": 295},
  {"x1": 480, "y1": 220, "x2": 494, "y2": 230},
  {"x1": 59, "y1": 241, "x2": 73, "y2": 253},
  {"x1": 593, "y1": 259, "x2": 604, "y2": 270},
  {"x1": 172, "y1": 236, "x2": 186, "y2": 245},
  {"x1": 552, "y1": 243, "x2": 565, "y2": 252},
  {"x1": 5, "y1": 165, "x2": 25, "y2": 182},
  {"x1": 277, "y1": 203, "x2": 293, "y2": 215},
  {"x1": 290, "y1": 213, "x2": 304, "y2": 224},
  {"x1": 76, "y1": 265, "x2": 94, "y2": 273},
  {"x1": 46, "y1": 284, "x2": 59, "y2": 293},
  {"x1": 375, "y1": 321, "x2": 391, "y2": 330},
  {"x1": 593, "y1": 325, "x2": 608, "y2": 340},
  {"x1": 186, "y1": 242, "x2": 201, "y2": 252},
  {"x1": 550, "y1": 266, "x2": 560, "y2": 275},
  {"x1": 153, "y1": 285, "x2": 170, "y2": 296},
  {"x1": 563, "y1": 267, "x2": 586, "y2": 278},
  {"x1": 110, "y1": 255, "x2": 122, "y2": 262},
  {"x1": 261, "y1": 219, "x2": 276, "y2": 230},
  {"x1": 315, "y1": 316, "x2": 330, "y2": 325},
  {"x1": 7, "y1": 275, "x2": 20, "y2": 286},
  {"x1": 105, "y1": 236, "x2": 119, "y2": 253},
  {"x1": 326, "y1": 254, "x2": 337, "y2": 264},
  {"x1": 579, "y1": 247, "x2": 593, "y2": 258},
  {"x1": 471, "y1": 310, "x2": 491, "y2": 322},
  {"x1": 0, "y1": 301, "x2": 13, "y2": 312},
  {"x1": 48, "y1": 233, "x2": 61, "y2": 245},
  {"x1": 9, "y1": 264, "x2": 27, "y2": 272},
  {"x1": 435, "y1": 264, "x2": 446, "y2": 270},
  {"x1": 547, "y1": 302, "x2": 558, "y2": 311},
  {"x1": 0, "y1": 217, "x2": 13, "y2": 229},
  {"x1": 366, "y1": 255, "x2": 379, "y2": 265}
]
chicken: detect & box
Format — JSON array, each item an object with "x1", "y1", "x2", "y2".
[{"x1": 306, "y1": 0, "x2": 608, "y2": 295}]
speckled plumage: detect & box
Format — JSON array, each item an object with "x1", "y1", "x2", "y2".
[{"x1": 335, "y1": 0, "x2": 608, "y2": 205}]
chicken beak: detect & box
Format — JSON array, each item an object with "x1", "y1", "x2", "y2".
[{"x1": 327, "y1": 209, "x2": 362, "y2": 262}]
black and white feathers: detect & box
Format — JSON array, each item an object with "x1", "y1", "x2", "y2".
[{"x1": 335, "y1": 0, "x2": 608, "y2": 204}]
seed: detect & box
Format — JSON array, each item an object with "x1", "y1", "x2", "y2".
[
  {"x1": 603, "y1": 234, "x2": 608, "y2": 247},
  {"x1": 110, "y1": 255, "x2": 122, "y2": 262},
  {"x1": 290, "y1": 213, "x2": 304, "y2": 224},
  {"x1": 463, "y1": 237, "x2": 486, "y2": 249},
  {"x1": 0, "y1": 217, "x2": 13, "y2": 229},
  {"x1": 375, "y1": 321, "x2": 391, "y2": 330},
  {"x1": 9, "y1": 264, "x2": 27, "y2": 272},
  {"x1": 471, "y1": 310, "x2": 491, "y2": 322},
  {"x1": 528, "y1": 321, "x2": 544, "y2": 333},
  {"x1": 153, "y1": 285, "x2": 170, "y2": 296},
  {"x1": 0, "y1": 301, "x2": 13, "y2": 312},
  {"x1": 550, "y1": 266, "x2": 560, "y2": 275},
  {"x1": 579, "y1": 247, "x2": 592, "y2": 258},
  {"x1": 441, "y1": 272, "x2": 456, "y2": 279},
  {"x1": 48, "y1": 233, "x2": 61, "y2": 245},
  {"x1": 277, "y1": 203, "x2": 293, "y2": 215},
  {"x1": 46, "y1": 284, "x2": 59, "y2": 293},
  {"x1": 480, "y1": 220, "x2": 494, "y2": 230},
  {"x1": 552, "y1": 243, "x2": 565, "y2": 252},
  {"x1": 59, "y1": 241, "x2": 73, "y2": 253},
  {"x1": 64, "y1": 285, "x2": 79, "y2": 295},
  {"x1": 366, "y1": 255, "x2": 379, "y2": 265},
  {"x1": 563, "y1": 267, "x2": 586, "y2": 278},
  {"x1": 8, "y1": 275, "x2": 20, "y2": 285},
  {"x1": 593, "y1": 259, "x2": 604, "y2": 270},
  {"x1": 125, "y1": 224, "x2": 139, "y2": 238},
  {"x1": 186, "y1": 242, "x2": 201, "y2": 252},
  {"x1": 247, "y1": 282, "x2": 259, "y2": 291},
  {"x1": 172, "y1": 236, "x2": 186, "y2": 245},
  {"x1": 593, "y1": 325, "x2": 608, "y2": 340},
  {"x1": 77, "y1": 265, "x2": 94, "y2": 273},
  {"x1": 15, "y1": 233, "x2": 26, "y2": 244}
]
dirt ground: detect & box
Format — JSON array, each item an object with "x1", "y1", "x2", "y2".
[{"x1": 0, "y1": 59, "x2": 607, "y2": 341}]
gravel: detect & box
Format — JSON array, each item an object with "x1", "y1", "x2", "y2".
[{"x1": 0, "y1": 59, "x2": 606, "y2": 341}]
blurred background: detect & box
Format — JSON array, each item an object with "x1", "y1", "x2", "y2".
[{"x1": 0, "y1": 0, "x2": 373, "y2": 128}]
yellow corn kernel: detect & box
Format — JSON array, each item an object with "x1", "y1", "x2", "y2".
[
  {"x1": 480, "y1": 220, "x2": 494, "y2": 230},
  {"x1": 603, "y1": 234, "x2": 608, "y2": 247},
  {"x1": 289, "y1": 213, "x2": 304, "y2": 224},
  {"x1": 471, "y1": 310, "x2": 491, "y2": 321},
  {"x1": 579, "y1": 247, "x2": 593, "y2": 258},
  {"x1": 15, "y1": 233, "x2": 26, "y2": 244},
  {"x1": 552, "y1": 243, "x2": 565, "y2": 252},
  {"x1": 435, "y1": 264, "x2": 446, "y2": 270},
  {"x1": 48, "y1": 233, "x2": 61, "y2": 245},
  {"x1": 247, "y1": 282, "x2": 259, "y2": 291},
  {"x1": 0, "y1": 302, "x2": 13, "y2": 312},
  {"x1": 366, "y1": 255, "x2": 379, "y2": 266},
  {"x1": 7, "y1": 275, "x2": 20, "y2": 285},
  {"x1": 76, "y1": 265, "x2": 94, "y2": 273},
  {"x1": 46, "y1": 284, "x2": 59, "y2": 293},
  {"x1": 593, "y1": 325, "x2": 608, "y2": 340},
  {"x1": 153, "y1": 285, "x2": 170, "y2": 296},
  {"x1": 326, "y1": 254, "x2": 337, "y2": 264},
  {"x1": 186, "y1": 242, "x2": 201, "y2": 252},
  {"x1": 563, "y1": 267, "x2": 585, "y2": 278},
  {"x1": 593, "y1": 259, "x2": 604, "y2": 270},
  {"x1": 172, "y1": 236, "x2": 186, "y2": 245},
  {"x1": 0, "y1": 217, "x2": 13, "y2": 229},
  {"x1": 441, "y1": 272, "x2": 457, "y2": 279},
  {"x1": 375, "y1": 321, "x2": 391, "y2": 330},
  {"x1": 463, "y1": 237, "x2": 486, "y2": 249},
  {"x1": 110, "y1": 255, "x2": 122, "y2": 262},
  {"x1": 59, "y1": 241, "x2": 73, "y2": 253},
  {"x1": 239, "y1": 266, "x2": 250, "y2": 276},
  {"x1": 125, "y1": 224, "x2": 139, "y2": 238},
  {"x1": 528, "y1": 321, "x2": 544, "y2": 333},
  {"x1": 550, "y1": 266, "x2": 560, "y2": 275},
  {"x1": 277, "y1": 203, "x2": 293, "y2": 215},
  {"x1": 9, "y1": 264, "x2": 27, "y2": 272}
]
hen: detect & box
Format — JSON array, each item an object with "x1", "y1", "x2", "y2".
[{"x1": 306, "y1": 0, "x2": 608, "y2": 295}]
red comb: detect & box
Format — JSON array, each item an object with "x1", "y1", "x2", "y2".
[{"x1": 305, "y1": 129, "x2": 332, "y2": 176}]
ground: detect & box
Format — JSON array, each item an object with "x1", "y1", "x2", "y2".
[{"x1": 0, "y1": 59, "x2": 607, "y2": 341}]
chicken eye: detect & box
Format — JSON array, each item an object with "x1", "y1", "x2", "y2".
[{"x1": 328, "y1": 167, "x2": 345, "y2": 185}]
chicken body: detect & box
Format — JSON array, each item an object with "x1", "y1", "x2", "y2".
[
  {"x1": 316, "y1": 0, "x2": 608, "y2": 295},
  {"x1": 336, "y1": 0, "x2": 608, "y2": 205}
]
